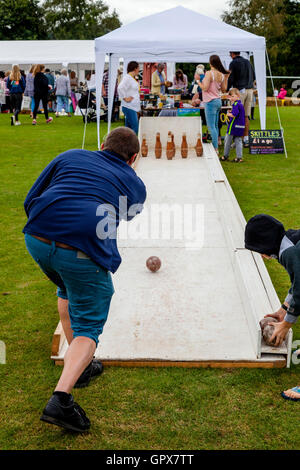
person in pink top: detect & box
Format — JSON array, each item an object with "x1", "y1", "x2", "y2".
[
  {"x1": 278, "y1": 85, "x2": 287, "y2": 100},
  {"x1": 173, "y1": 69, "x2": 188, "y2": 93},
  {"x1": 198, "y1": 55, "x2": 230, "y2": 153}
]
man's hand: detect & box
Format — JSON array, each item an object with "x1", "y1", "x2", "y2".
[
  {"x1": 269, "y1": 321, "x2": 292, "y2": 347},
  {"x1": 124, "y1": 96, "x2": 134, "y2": 103},
  {"x1": 264, "y1": 307, "x2": 286, "y2": 323}
]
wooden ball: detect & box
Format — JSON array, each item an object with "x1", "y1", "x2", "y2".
[
  {"x1": 259, "y1": 317, "x2": 278, "y2": 330},
  {"x1": 146, "y1": 256, "x2": 161, "y2": 272},
  {"x1": 262, "y1": 324, "x2": 277, "y2": 346}
]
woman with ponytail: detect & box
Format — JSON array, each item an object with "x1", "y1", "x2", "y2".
[{"x1": 198, "y1": 55, "x2": 230, "y2": 153}]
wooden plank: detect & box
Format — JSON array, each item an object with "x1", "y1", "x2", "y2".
[
  {"x1": 54, "y1": 358, "x2": 286, "y2": 369},
  {"x1": 51, "y1": 321, "x2": 65, "y2": 357}
]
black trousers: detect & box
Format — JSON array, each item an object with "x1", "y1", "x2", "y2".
[
  {"x1": 33, "y1": 93, "x2": 48, "y2": 119},
  {"x1": 10, "y1": 93, "x2": 23, "y2": 120}
]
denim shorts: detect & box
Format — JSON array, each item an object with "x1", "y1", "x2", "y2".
[{"x1": 24, "y1": 233, "x2": 114, "y2": 345}]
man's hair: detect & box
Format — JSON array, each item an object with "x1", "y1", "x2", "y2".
[
  {"x1": 103, "y1": 127, "x2": 140, "y2": 162},
  {"x1": 127, "y1": 61, "x2": 139, "y2": 73},
  {"x1": 229, "y1": 88, "x2": 240, "y2": 97},
  {"x1": 45, "y1": 68, "x2": 50, "y2": 73},
  {"x1": 230, "y1": 51, "x2": 240, "y2": 56}
]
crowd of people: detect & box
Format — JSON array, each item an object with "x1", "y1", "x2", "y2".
[
  {"x1": 1, "y1": 54, "x2": 256, "y2": 162},
  {"x1": 0, "y1": 64, "x2": 87, "y2": 126},
  {"x1": 117, "y1": 52, "x2": 256, "y2": 162}
]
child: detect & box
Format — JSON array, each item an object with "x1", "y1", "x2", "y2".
[
  {"x1": 196, "y1": 64, "x2": 205, "y2": 83},
  {"x1": 220, "y1": 88, "x2": 245, "y2": 163},
  {"x1": 245, "y1": 214, "x2": 300, "y2": 401}
]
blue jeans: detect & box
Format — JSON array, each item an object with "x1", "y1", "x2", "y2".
[
  {"x1": 30, "y1": 97, "x2": 35, "y2": 113},
  {"x1": 57, "y1": 95, "x2": 69, "y2": 113},
  {"x1": 204, "y1": 98, "x2": 222, "y2": 150},
  {"x1": 24, "y1": 234, "x2": 114, "y2": 345},
  {"x1": 122, "y1": 106, "x2": 139, "y2": 134}
]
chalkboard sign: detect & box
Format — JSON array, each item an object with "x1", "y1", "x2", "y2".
[{"x1": 249, "y1": 130, "x2": 284, "y2": 155}]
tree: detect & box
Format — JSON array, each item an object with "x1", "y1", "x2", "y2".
[
  {"x1": 221, "y1": 0, "x2": 300, "y2": 91},
  {"x1": 277, "y1": 0, "x2": 300, "y2": 76},
  {"x1": 43, "y1": 0, "x2": 121, "y2": 40},
  {"x1": 221, "y1": 0, "x2": 285, "y2": 61},
  {"x1": 0, "y1": 0, "x2": 46, "y2": 40}
]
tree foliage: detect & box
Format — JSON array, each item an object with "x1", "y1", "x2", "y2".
[
  {"x1": 221, "y1": 0, "x2": 300, "y2": 77},
  {"x1": 0, "y1": 0, "x2": 121, "y2": 40},
  {"x1": 222, "y1": 0, "x2": 285, "y2": 60},
  {"x1": 43, "y1": 0, "x2": 121, "y2": 39},
  {"x1": 0, "y1": 0, "x2": 46, "y2": 40}
]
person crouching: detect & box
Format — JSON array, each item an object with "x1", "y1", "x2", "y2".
[{"x1": 245, "y1": 214, "x2": 300, "y2": 401}]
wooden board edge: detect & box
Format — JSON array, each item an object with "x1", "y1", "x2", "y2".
[
  {"x1": 51, "y1": 321, "x2": 65, "y2": 356},
  {"x1": 53, "y1": 358, "x2": 286, "y2": 368}
]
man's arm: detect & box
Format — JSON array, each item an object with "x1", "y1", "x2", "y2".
[
  {"x1": 227, "y1": 61, "x2": 235, "y2": 90},
  {"x1": 269, "y1": 248, "x2": 300, "y2": 346},
  {"x1": 121, "y1": 177, "x2": 147, "y2": 222},
  {"x1": 24, "y1": 157, "x2": 59, "y2": 217},
  {"x1": 281, "y1": 248, "x2": 300, "y2": 323}
]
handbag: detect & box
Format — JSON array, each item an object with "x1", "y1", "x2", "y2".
[{"x1": 21, "y1": 95, "x2": 31, "y2": 110}]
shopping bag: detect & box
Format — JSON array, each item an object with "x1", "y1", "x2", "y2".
[{"x1": 21, "y1": 96, "x2": 31, "y2": 110}]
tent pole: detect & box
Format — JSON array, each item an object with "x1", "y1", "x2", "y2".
[
  {"x1": 266, "y1": 50, "x2": 288, "y2": 159},
  {"x1": 82, "y1": 88, "x2": 91, "y2": 149}
]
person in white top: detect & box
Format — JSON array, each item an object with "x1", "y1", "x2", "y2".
[{"x1": 117, "y1": 61, "x2": 140, "y2": 134}]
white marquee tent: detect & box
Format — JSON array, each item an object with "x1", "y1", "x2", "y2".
[
  {"x1": 0, "y1": 40, "x2": 95, "y2": 65},
  {"x1": 95, "y1": 6, "x2": 267, "y2": 148},
  {"x1": 0, "y1": 40, "x2": 96, "y2": 82}
]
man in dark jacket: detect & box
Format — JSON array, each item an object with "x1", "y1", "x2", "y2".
[
  {"x1": 245, "y1": 214, "x2": 300, "y2": 401},
  {"x1": 228, "y1": 52, "x2": 255, "y2": 147},
  {"x1": 23, "y1": 127, "x2": 147, "y2": 430}
]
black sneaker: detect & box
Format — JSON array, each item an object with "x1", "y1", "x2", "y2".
[
  {"x1": 40, "y1": 393, "x2": 90, "y2": 432},
  {"x1": 74, "y1": 359, "x2": 104, "y2": 389}
]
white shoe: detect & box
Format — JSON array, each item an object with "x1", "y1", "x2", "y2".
[{"x1": 15, "y1": 121, "x2": 21, "y2": 126}]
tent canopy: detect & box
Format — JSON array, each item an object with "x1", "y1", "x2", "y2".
[
  {"x1": 0, "y1": 40, "x2": 95, "y2": 65},
  {"x1": 94, "y1": 6, "x2": 267, "y2": 147},
  {"x1": 96, "y1": 6, "x2": 265, "y2": 55}
]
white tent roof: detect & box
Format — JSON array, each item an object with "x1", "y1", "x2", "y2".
[
  {"x1": 0, "y1": 40, "x2": 95, "y2": 65},
  {"x1": 95, "y1": 6, "x2": 265, "y2": 57},
  {"x1": 94, "y1": 6, "x2": 267, "y2": 146}
]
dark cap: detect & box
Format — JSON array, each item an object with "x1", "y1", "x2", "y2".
[{"x1": 245, "y1": 214, "x2": 285, "y2": 256}]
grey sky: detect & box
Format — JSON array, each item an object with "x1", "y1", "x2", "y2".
[{"x1": 107, "y1": 0, "x2": 227, "y2": 25}]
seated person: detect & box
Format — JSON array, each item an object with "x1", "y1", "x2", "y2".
[{"x1": 173, "y1": 69, "x2": 188, "y2": 93}]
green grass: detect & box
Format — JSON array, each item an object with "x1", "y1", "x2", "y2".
[{"x1": 0, "y1": 109, "x2": 300, "y2": 450}]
